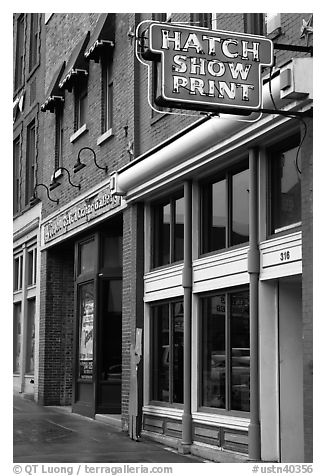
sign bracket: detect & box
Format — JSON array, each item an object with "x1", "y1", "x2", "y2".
[{"x1": 273, "y1": 43, "x2": 313, "y2": 56}]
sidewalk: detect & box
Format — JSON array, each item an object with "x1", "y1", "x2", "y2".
[{"x1": 13, "y1": 395, "x2": 204, "y2": 464}]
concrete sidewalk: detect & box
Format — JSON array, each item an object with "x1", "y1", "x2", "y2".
[{"x1": 13, "y1": 395, "x2": 204, "y2": 464}]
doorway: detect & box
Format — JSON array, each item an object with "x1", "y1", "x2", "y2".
[{"x1": 72, "y1": 215, "x2": 123, "y2": 417}]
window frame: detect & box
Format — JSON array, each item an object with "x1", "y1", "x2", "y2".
[
  {"x1": 200, "y1": 159, "x2": 249, "y2": 256},
  {"x1": 199, "y1": 286, "x2": 250, "y2": 415},
  {"x1": 150, "y1": 298, "x2": 184, "y2": 406},
  {"x1": 55, "y1": 103, "x2": 64, "y2": 170},
  {"x1": 268, "y1": 133, "x2": 302, "y2": 237},
  {"x1": 151, "y1": 191, "x2": 184, "y2": 269}
]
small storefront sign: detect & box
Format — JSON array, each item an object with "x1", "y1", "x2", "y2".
[
  {"x1": 42, "y1": 186, "x2": 121, "y2": 246},
  {"x1": 140, "y1": 22, "x2": 273, "y2": 114}
]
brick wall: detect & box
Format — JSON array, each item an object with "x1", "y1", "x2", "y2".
[{"x1": 38, "y1": 243, "x2": 74, "y2": 405}]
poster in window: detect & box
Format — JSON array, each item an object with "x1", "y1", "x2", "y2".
[{"x1": 79, "y1": 284, "x2": 94, "y2": 380}]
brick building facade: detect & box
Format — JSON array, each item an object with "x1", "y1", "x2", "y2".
[{"x1": 13, "y1": 13, "x2": 313, "y2": 463}]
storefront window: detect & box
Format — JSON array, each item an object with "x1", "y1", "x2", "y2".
[
  {"x1": 201, "y1": 161, "x2": 249, "y2": 254},
  {"x1": 152, "y1": 194, "x2": 184, "y2": 268},
  {"x1": 201, "y1": 289, "x2": 250, "y2": 412},
  {"x1": 151, "y1": 300, "x2": 184, "y2": 404},
  {"x1": 78, "y1": 282, "x2": 94, "y2": 380},
  {"x1": 13, "y1": 303, "x2": 22, "y2": 373},
  {"x1": 270, "y1": 135, "x2": 301, "y2": 233},
  {"x1": 25, "y1": 298, "x2": 35, "y2": 374}
]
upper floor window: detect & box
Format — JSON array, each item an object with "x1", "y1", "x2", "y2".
[
  {"x1": 13, "y1": 136, "x2": 21, "y2": 214},
  {"x1": 269, "y1": 135, "x2": 301, "y2": 234},
  {"x1": 201, "y1": 160, "x2": 249, "y2": 255},
  {"x1": 27, "y1": 246, "x2": 37, "y2": 286},
  {"x1": 25, "y1": 120, "x2": 36, "y2": 206},
  {"x1": 74, "y1": 75, "x2": 88, "y2": 132},
  {"x1": 101, "y1": 55, "x2": 113, "y2": 133},
  {"x1": 152, "y1": 193, "x2": 184, "y2": 268},
  {"x1": 29, "y1": 13, "x2": 39, "y2": 72},
  {"x1": 190, "y1": 13, "x2": 212, "y2": 29},
  {"x1": 14, "y1": 15, "x2": 24, "y2": 90},
  {"x1": 55, "y1": 104, "x2": 64, "y2": 169},
  {"x1": 14, "y1": 254, "x2": 23, "y2": 291}
]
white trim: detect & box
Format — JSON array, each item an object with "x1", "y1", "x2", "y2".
[
  {"x1": 144, "y1": 263, "x2": 184, "y2": 302},
  {"x1": 260, "y1": 231, "x2": 302, "y2": 280},
  {"x1": 70, "y1": 124, "x2": 88, "y2": 143},
  {"x1": 143, "y1": 405, "x2": 183, "y2": 420},
  {"x1": 192, "y1": 411, "x2": 249, "y2": 430},
  {"x1": 97, "y1": 128, "x2": 113, "y2": 146}
]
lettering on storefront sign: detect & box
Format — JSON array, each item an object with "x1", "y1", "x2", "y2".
[
  {"x1": 141, "y1": 22, "x2": 273, "y2": 114},
  {"x1": 43, "y1": 187, "x2": 121, "y2": 244}
]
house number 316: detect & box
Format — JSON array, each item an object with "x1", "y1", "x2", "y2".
[{"x1": 280, "y1": 250, "x2": 291, "y2": 261}]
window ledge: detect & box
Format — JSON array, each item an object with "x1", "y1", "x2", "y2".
[
  {"x1": 70, "y1": 124, "x2": 88, "y2": 143},
  {"x1": 97, "y1": 128, "x2": 114, "y2": 146}
]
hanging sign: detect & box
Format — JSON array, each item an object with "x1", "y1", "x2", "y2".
[{"x1": 140, "y1": 22, "x2": 273, "y2": 115}]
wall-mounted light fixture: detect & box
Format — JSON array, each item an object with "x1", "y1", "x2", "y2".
[
  {"x1": 50, "y1": 167, "x2": 81, "y2": 190},
  {"x1": 74, "y1": 147, "x2": 108, "y2": 173},
  {"x1": 30, "y1": 183, "x2": 59, "y2": 206}
]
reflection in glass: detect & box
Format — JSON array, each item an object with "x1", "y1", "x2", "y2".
[
  {"x1": 230, "y1": 292, "x2": 250, "y2": 411},
  {"x1": 271, "y1": 143, "x2": 301, "y2": 232},
  {"x1": 162, "y1": 203, "x2": 171, "y2": 265},
  {"x1": 202, "y1": 295, "x2": 226, "y2": 408},
  {"x1": 232, "y1": 169, "x2": 249, "y2": 245},
  {"x1": 78, "y1": 239, "x2": 95, "y2": 275},
  {"x1": 152, "y1": 304, "x2": 169, "y2": 402},
  {"x1": 202, "y1": 179, "x2": 226, "y2": 253},
  {"x1": 174, "y1": 197, "x2": 184, "y2": 262},
  {"x1": 79, "y1": 282, "x2": 94, "y2": 380}
]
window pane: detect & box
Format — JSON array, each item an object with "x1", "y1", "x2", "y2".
[
  {"x1": 101, "y1": 235, "x2": 122, "y2": 269},
  {"x1": 14, "y1": 258, "x2": 20, "y2": 291},
  {"x1": 13, "y1": 303, "x2": 22, "y2": 373},
  {"x1": 202, "y1": 179, "x2": 226, "y2": 253},
  {"x1": 27, "y1": 250, "x2": 34, "y2": 285},
  {"x1": 230, "y1": 291, "x2": 250, "y2": 412},
  {"x1": 172, "y1": 301, "x2": 184, "y2": 403},
  {"x1": 79, "y1": 283, "x2": 94, "y2": 380},
  {"x1": 25, "y1": 299, "x2": 35, "y2": 374},
  {"x1": 151, "y1": 304, "x2": 169, "y2": 402},
  {"x1": 232, "y1": 168, "x2": 249, "y2": 245},
  {"x1": 271, "y1": 142, "x2": 301, "y2": 232},
  {"x1": 153, "y1": 201, "x2": 171, "y2": 267},
  {"x1": 174, "y1": 197, "x2": 184, "y2": 262},
  {"x1": 100, "y1": 280, "x2": 122, "y2": 382},
  {"x1": 202, "y1": 295, "x2": 226, "y2": 408},
  {"x1": 78, "y1": 239, "x2": 95, "y2": 275}
]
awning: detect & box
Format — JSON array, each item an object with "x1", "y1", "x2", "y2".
[
  {"x1": 59, "y1": 32, "x2": 90, "y2": 92},
  {"x1": 41, "y1": 61, "x2": 65, "y2": 112},
  {"x1": 84, "y1": 13, "x2": 115, "y2": 62}
]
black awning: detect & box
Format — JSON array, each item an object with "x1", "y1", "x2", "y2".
[
  {"x1": 84, "y1": 13, "x2": 115, "y2": 62},
  {"x1": 41, "y1": 61, "x2": 65, "y2": 112},
  {"x1": 59, "y1": 32, "x2": 90, "y2": 92}
]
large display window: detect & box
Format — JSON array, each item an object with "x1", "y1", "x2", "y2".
[
  {"x1": 201, "y1": 288, "x2": 250, "y2": 413},
  {"x1": 151, "y1": 300, "x2": 184, "y2": 404}
]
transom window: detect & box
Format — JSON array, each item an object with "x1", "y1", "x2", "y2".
[
  {"x1": 201, "y1": 289, "x2": 250, "y2": 412},
  {"x1": 269, "y1": 135, "x2": 301, "y2": 234},
  {"x1": 201, "y1": 160, "x2": 249, "y2": 254},
  {"x1": 151, "y1": 300, "x2": 184, "y2": 404},
  {"x1": 152, "y1": 193, "x2": 184, "y2": 268}
]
